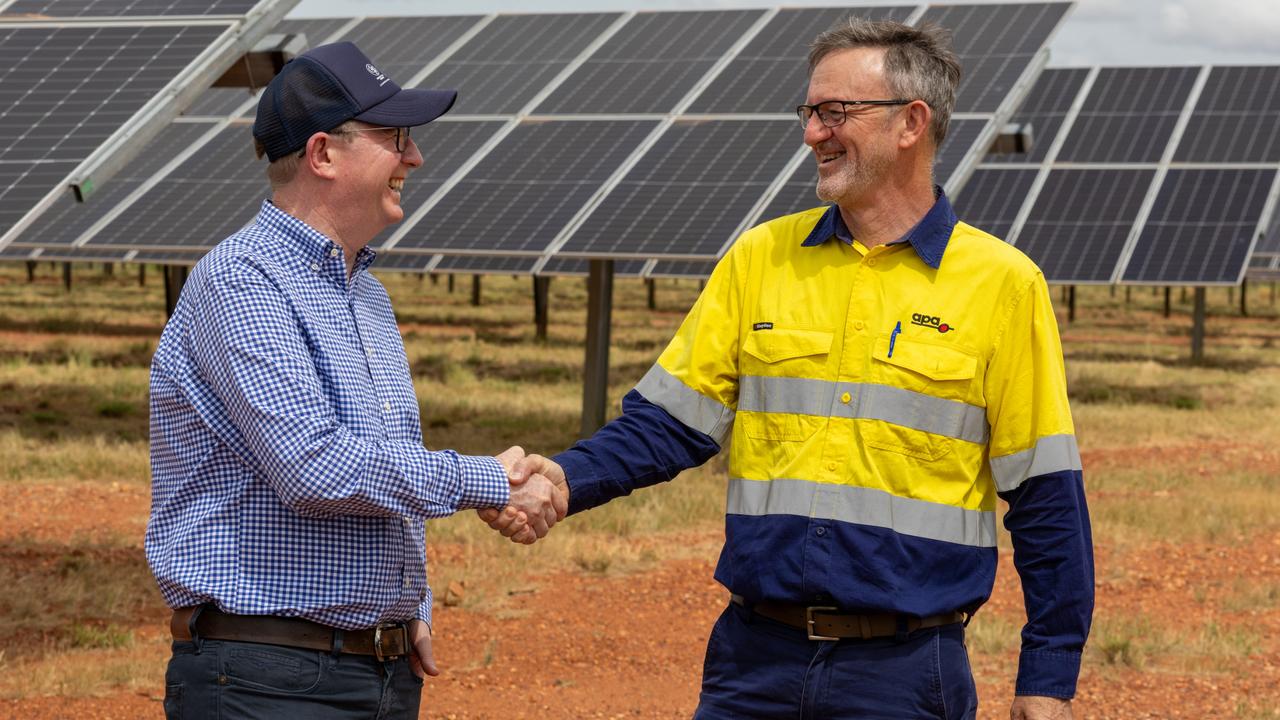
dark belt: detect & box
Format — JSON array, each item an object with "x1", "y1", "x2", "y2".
[
  {"x1": 731, "y1": 594, "x2": 965, "y2": 641},
  {"x1": 171, "y1": 606, "x2": 411, "y2": 661}
]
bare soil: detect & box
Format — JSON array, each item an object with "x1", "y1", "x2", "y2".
[{"x1": 1, "y1": 484, "x2": 1278, "y2": 719}]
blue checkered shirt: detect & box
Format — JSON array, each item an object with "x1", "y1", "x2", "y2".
[{"x1": 146, "y1": 200, "x2": 509, "y2": 630}]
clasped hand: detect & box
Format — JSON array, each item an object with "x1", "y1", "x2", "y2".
[{"x1": 478, "y1": 446, "x2": 569, "y2": 544}]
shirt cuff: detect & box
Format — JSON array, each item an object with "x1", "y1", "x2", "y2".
[
  {"x1": 415, "y1": 585, "x2": 434, "y2": 628},
  {"x1": 453, "y1": 454, "x2": 510, "y2": 510},
  {"x1": 1015, "y1": 649, "x2": 1082, "y2": 699}
]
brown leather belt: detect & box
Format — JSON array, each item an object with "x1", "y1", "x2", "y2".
[
  {"x1": 731, "y1": 594, "x2": 965, "y2": 641},
  {"x1": 171, "y1": 606, "x2": 410, "y2": 661}
]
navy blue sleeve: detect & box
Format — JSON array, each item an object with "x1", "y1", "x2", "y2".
[
  {"x1": 553, "y1": 389, "x2": 722, "y2": 515},
  {"x1": 998, "y1": 469, "x2": 1094, "y2": 698}
]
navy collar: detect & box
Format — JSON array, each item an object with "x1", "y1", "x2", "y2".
[{"x1": 799, "y1": 185, "x2": 956, "y2": 269}]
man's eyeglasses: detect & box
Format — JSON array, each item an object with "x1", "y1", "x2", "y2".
[
  {"x1": 330, "y1": 125, "x2": 413, "y2": 153},
  {"x1": 796, "y1": 99, "x2": 913, "y2": 129}
]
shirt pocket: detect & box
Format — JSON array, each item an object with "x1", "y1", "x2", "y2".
[
  {"x1": 863, "y1": 337, "x2": 980, "y2": 461},
  {"x1": 738, "y1": 328, "x2": 834, "y2": 442}
]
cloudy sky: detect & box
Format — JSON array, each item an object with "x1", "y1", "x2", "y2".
[{"x1": 292, "y1": 0, "x2": 1279, "y2": 67}]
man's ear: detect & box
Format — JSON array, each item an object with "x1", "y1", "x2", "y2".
[
  {"x1": 300, "y1": 132, "x2": 340, "y2": 180},
  {"x1": 897, "y1": 100, "x2": 933, "y2": 151}
]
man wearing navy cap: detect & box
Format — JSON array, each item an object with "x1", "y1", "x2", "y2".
[{"x1": 146, "y1": 42, "x2": 565, "y2": 719}]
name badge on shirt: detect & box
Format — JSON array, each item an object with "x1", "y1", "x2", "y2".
[{"x1": 753, "y1": 322, "x2": 773, "y2": 331}]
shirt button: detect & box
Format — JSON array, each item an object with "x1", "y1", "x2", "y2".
[
  {"x1": 815, "y1": 527, "x2": 827, "y2": 537},
  {"x1": 854, "y1": 320, "x2": 864, "y2": 331},
  {"x1": 383, "y1": 401, "x2": 392, "y2": 411},
  {"x1": 403, "y1": 516, "x2": 412, "y2": 525},
  {"x1": 329, "y1": 248, "x2": 340, "y2": 257},
  {"x1": 826, "y1": 461, "x2": 838, "y2": 471},
  {"x1": 310, "y1": 262, "x2": 320, "y2": 272},
  {"x1": 840, "y1": 392, "x2": 851, "y2": 404},
  {"x1": 867, "y1": 258, "x2": 877, "y2": 267}
]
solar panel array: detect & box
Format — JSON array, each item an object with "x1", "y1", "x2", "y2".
[
  {"x1": 0, "y1": 3, "x2": 1068, "y2": 279},
  {"x1": 0, "y1": 0, "x2": 292, "y2": 253},
  {"x1": 952, "y1": 65, "x2": 1280, "y2": 286}
]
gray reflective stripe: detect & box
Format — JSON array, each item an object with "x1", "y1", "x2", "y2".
[
  {"x1": 727, "y1": 477, "x2": 997, "y2": 547},
  {"x1": 739, "y1": 376, "x2": 989, "y2": 444},
  {"x1": 634, "y1": 364, "x2": 734, "y2": 444},
  {"x1": 989, "y1": 434, "x2": 1082, "y2": 492}
]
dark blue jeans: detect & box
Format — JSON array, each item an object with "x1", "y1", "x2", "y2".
[
  {"x1": 163, "y1": 639, "x2": 421, "y2": 719},
  {"x1": 695, "y1": 603, "x2": 978, "y2": 720}
]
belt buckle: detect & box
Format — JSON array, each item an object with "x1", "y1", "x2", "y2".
[
  {"x1": 805, "y1": 606, "x2": 839, "y2": 641},
  {"x1": 373, "y1": 623, "x2": 406, "y2": 661}
]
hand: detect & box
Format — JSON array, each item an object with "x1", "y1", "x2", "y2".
[
  {"x1": 407, "y1": 619, "x2": 438, "y2": 679},
  {"x1": 1010, "y1": 696, "x2": 1072, "y2": 720},
  {"x1": 477, "y1": 454, "x2": 569, "y2": 544},
  {"x1": 495, "y1": 445, "x2": 525, "y2": 475}
]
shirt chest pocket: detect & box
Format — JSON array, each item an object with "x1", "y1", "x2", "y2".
[
  {"x1": 738, "y1": 328, "x2": 833, "y2": 442},
  {"x1": 864, "y1": 337, "x2": 981, "y2": 461}
]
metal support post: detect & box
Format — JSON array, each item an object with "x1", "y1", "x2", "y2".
[
  {"x1": 533, "y1": 276, "x2": 550, "y2": 341},
  {"x1": 448, "y1": 274, "x2": 455, "y2": 293},
  {"x1": 471, "y1": 275, "x2": 481, "y2": 306},
  {"x1": 138, "y1": 264, "x2": 146, "y2": 287},
  {"x1": 164, "y1": 265, "x2": 189, "y2": 319},
  {"x1": 1164, "y1": 286, "x2": 1171, "y2": 318},
  {"x1": 646, "y1": 278, "x2": 656, "y2": 311},
  {"x1": 63, "y1": 263, "x2": 72, "y2": 292},
  {"x1": 1067, "y1": 285, "x2": 1076, "y2": 323},
  {"x1": 581, "y1": 259, "x2": 614, "y2": 437},
  {"x1": 1240, "y1": 280, "x2": 1248, "y2": 317},
  {"x1": 26, "y1": 261, "x2": 35, "y2": 283},
  {"x1": 1190, "y1": 287, "x2": 1206, "y2": 365}
]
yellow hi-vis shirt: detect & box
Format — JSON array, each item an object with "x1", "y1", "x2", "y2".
[{"x1": 619, "y1": 195, "x2": 1091, "y2": 696}]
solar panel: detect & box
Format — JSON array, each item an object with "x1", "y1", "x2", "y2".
[
  {"x1": 1122, "y1": 169, "x2": 1276, "y2": 284},
  {"x1": 416, "y1": 13, "x2": 620, "y2": 115},
  {"x1": 1175, "y1": 66, "x2": 1280, "y2": 163},
  {"x1": 985, "y1": 67, "x2": 1088, "y2": 165},
  {"x1": 130, "y1": 249, "x2": 207, "y2": 264},
  {"x1": 919, "y1": 3, "x2": 1069, "y2": 114},
  {"x1": 83, "y1": 123, "x2": 266, "y2": 249},
  {"x1": 30, "y1": 245, "x2": 128, "y2": 262},
  {"x1": 435, "y1": 254, "x2": 539, "y2": 275},
  {"x1": 5, "y1": 0, "x2": 256, "y2": 16},
  {"x1": 688, "y1": 6, "x2": 915, "y2": 115},
  {"x1": 369, "y1": 251, "x2": 434, "y2": 272},
  {"x1": 392, "y1": 119, "x2": 659, "y2": 255},
  {"x1": 1055, "y1": 66, "x2": 1199, "y2": 164},
  {"x1": 10, "y1": 121, "x2": 216, "y2": 248},
  {"x1": 557, "y1": 118, "x2": 798, "y2": 258},
  {"x1": 0, "y1": 23, "x2": 230, "y2": 240},
  {"x1": 949, "y1": 167, "x2": 1038, "y2": 240},
  {"x1": 535, "y1": 10, "x2": 763, "y2": 115},
  {"x1": 1017, "y1": 168, "x2": 1156, "y2": 284},
  {"x1": 540, "y1": 257, "x2": 647, "y2": 277},
  {"x1": 647, "y1": 259, "x2": 718, "y2": 279}
]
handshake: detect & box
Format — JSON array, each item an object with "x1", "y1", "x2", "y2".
[{"x1": 480, "y1": 446, "x2": 568, "y2": 545}]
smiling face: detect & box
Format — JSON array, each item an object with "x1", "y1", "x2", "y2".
[
  {"x1": 803, "y1": 47, "x2": 902, "y2": 209},
  {"x1": 336, "y1": 122, "x2": 423, "y2": 234}
]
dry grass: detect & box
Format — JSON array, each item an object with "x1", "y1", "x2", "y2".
[{"x1": 0, "y1": 262, "x2": 1278, "y2": 703}]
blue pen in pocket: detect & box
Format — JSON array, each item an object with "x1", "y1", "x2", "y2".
[{"x1": 888, "y1": 321, "x2": 901, "y2": 358}]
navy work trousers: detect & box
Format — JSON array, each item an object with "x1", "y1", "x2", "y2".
[
  {"x1": 163, "y1": 639, "x2": 421, "y2": 719},
  {"x1": 695, "y1": 602, "x2": 978, "y2": 719}
]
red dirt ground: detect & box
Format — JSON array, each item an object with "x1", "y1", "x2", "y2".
[{"x1": 2, "y1": 482, "x2": 1278, "y2": 719}]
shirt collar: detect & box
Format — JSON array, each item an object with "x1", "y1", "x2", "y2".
[
  {"x1": 255, "y1": 200, "x2": 378, "y2": 275},
  {"x1": 798, "y1": 185, "x2": 956, "y2": 269}
]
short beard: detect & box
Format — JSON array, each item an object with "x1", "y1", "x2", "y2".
[{"x1": 815, "y1": 146, "x2": 893, "y2": 206}]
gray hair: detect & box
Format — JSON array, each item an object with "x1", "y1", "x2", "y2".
[
  {"x1": 808, "y1": 18, "x2": 961, "y2": 147},
  {"x1": 254, "y1": 120, "x2": 359, "y2": 189}
]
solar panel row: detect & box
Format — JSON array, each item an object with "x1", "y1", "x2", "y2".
[
  {"x1": 2, "y1": 4, "x2": 1067, "y2": 281},
  {"x1": 953, "y1": 64, "x2": 1280, "y2": 286}
]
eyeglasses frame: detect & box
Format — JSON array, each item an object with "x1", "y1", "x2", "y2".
[{"x1": 796, "y1": 99, "x2": 915, "y2": 129}]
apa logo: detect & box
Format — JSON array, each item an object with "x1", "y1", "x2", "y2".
[
  {"x1": 365, "y1": 63, "x2": 391, "y2": 87},
  {"x1": 910, "y1": 312, "x2": 955, "y2": 333}
]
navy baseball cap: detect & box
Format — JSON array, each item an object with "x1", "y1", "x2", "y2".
[{"x1": 253, "y1": 41, "x2": 457, "y2": 162}]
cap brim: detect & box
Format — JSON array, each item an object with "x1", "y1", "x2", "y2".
[{"x1": 355, "y1": 87, "x2": 457, "y2": 127}]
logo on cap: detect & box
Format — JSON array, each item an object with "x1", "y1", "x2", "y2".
[{"x1": 365, "y1": 63, "x2": 390, "y2": 87}]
